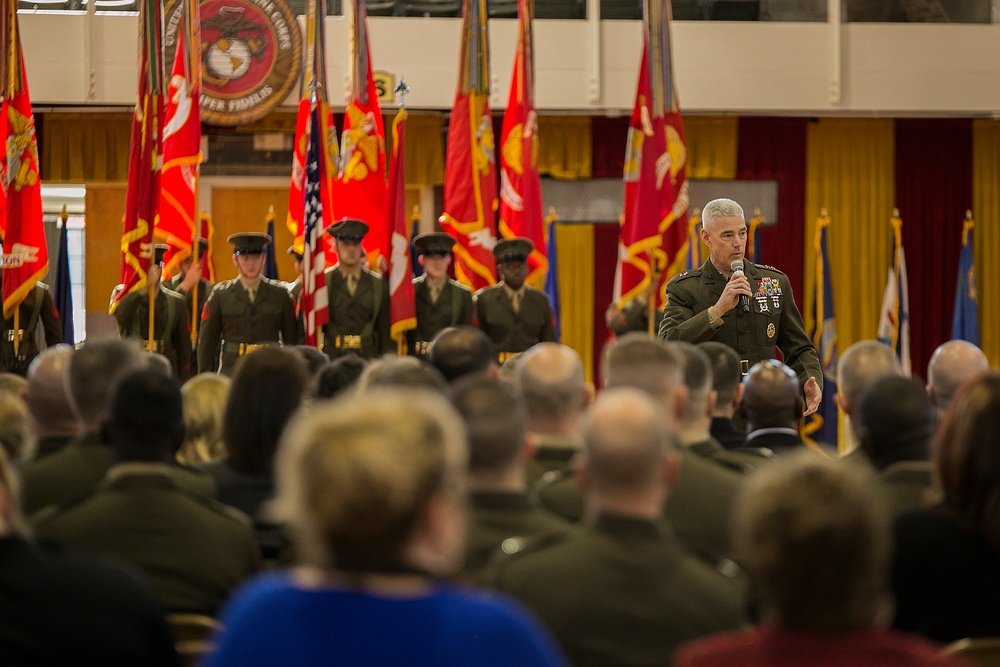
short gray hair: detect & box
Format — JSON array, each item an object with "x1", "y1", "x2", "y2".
[{"x1": 702, "y1": 198, "x2": 745, "y2": 229}]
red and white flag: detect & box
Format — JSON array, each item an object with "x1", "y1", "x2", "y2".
[{"x1": 386, "y1": 108, "x2": 416, "y2": 349}]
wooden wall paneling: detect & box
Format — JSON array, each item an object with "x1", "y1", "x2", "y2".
[
  {"x1": 211, "y1": 187, "x2": 294, "y2": 283},
  {"x1": 84, "y1": 185, "x2": 127, "y2": 339}
]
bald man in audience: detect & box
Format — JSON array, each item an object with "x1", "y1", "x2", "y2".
[
  {"x1": 855, "y1": 375, "x2": 936, "y2": 514},
  {"x1": 739, "y1": 360, "x2": 813, "y2": 456},
  {"x1": 836, "y1": 340, "x2": 901, "y2": 455},
  {"x1": 535, "y1": 333, "x2": 746, "y2": 564},
  {"x1": 699, "y1": 342, "x2": 747, "y2": 450},
  {"x1": 516, "y1": 343, "x2": 591, "y2": 486},
  {"x1": 488, "y1": 389, "x2": 747, "y2": 667},
  {"x1": 451, "y1": 376, "x2": 568, "y2": 580},
  {"x1": 672, "y1": 342, "x2": 772, "y2": 473},
  {"x1": 19, "y1": 338, "x2": 212, "y2": 515},
  {"x1": 427, "y1": 325, "x2": 499, "y2": 383},
  {"x1": 927, "y1": 339, "x2": 989, "y2": 416}
]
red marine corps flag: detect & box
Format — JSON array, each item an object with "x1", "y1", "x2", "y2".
[
  {"x1": 0, "y1": 0, "x2": 47, "y2": 324},
  {"x1": 498, "y1": 0, "x2": 546, "y2": 289},
  {"x1": 440, "y1": 0, "x2": 497, "y2": 292},
  {"x1": 287, "y1": 0, "x2": 337, "y2": 265},
  {"x1": 157, "y1": 0, "x2": 202, "y2": 280},
  {"x1": 110, "y1": 0, "x2": 164, "y2": 314},
  {"x1": 335, "y1": 0, "x2": 388, "y2": 271},
  {"x1": 385, "y1": 82, "x2": 416, "y2": 353},
  {"x1": 613, "y1": 0, "x2": 688, "y2": 311}
]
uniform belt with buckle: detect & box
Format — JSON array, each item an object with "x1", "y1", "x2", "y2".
[
  {"x1": 239, "y1": 343, "x2": 271, "y2": 355},
  {"x1": 414, "y1": 341, "x2": 431, "y2": 356},
  {"x1": 334, "y1": 335, "x2": 362, "y2": 350},
  {"x1": 498, "y1": 351, "x2": 522, "y2": 365},
  {"x1": 741, "y1": 360, "x2": 750, "y2": 375}
]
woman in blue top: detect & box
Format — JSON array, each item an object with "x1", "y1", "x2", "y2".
[{"x1": 204, "y1": 389, "x2": 568, "y2": 667}]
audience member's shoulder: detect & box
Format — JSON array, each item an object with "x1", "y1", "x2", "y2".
[{"x1": 483, "y1": 526, "x2": 580, "y2": 580}]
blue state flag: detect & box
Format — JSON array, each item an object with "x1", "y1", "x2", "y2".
[
  {"x1": 544, "y1": 216, "x2": 561, "y2": 342},
  {"x1": 803, "y1": 213, "x2": 838, "y2": 450},
  {"x1": 263, "y1": 210, "x2": 279, "y2": 281},
  {"x1": 54, "y1": 210, "x2": 74, "y2": 345},
  {"x1": 951, "y1": 213, "x2": 979, "y2": 346}
]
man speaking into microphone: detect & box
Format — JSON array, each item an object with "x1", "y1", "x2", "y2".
[{"x1": 659, "y1": 198, "x2": 823, "y2": 415}]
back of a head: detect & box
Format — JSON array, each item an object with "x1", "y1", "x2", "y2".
[
  {"x1": 274, "y1": 390, "x2": 468, "y2": 574},
  {"x1": 0, "y1": 373, "x2": 27, "y2": 397},
  {"x1": 699, "y1": 341, "x2": 742, "y2": 409},
  {"x1": 927, "y1": 340, "x2": 990, "y2": 413},
  {"x1": 67, "y1": 338, "x2": 146, "y2": 431},
  {"x1": 24, "y1": 345, "x2": 78, "y2": 437},
  {"x1": 365, "y1": 360, "x2": 449, "y2": 395},
  {"x1": 451, "y1": 376, "x2": 525, "y2": 476},
  {"x1": 313, "y1": 355, "x2": 367, "y2": 400},
  {"x1": 604, "y1": 333, "x2": 684, "y2": 414},
  {"x1": 224, "y1": 347, "x2": 309, "y2": 476},
  {"x1": 0, "y1": 392, "x2": 35, "y2": 463},
  {"x1": 934, "y1": 373, "x2": 1000, "y2": 552},
  {"x1": 736, "y1": 452, "x2": 889, "y2": 632},
  {"x1": 856, "y1": 376, "x2": 933, "y2": 470},
  {"x1": 428, "y1": 326, "x2": 497, "y2": 383},
  {"x1": 0, "y1": 446, "x2": 27, "y2": 536},
  {"x1": 837, "y1": 340, "x2": 901, "y2": 411},
  {"x1": 294, "y1": 345, "x2": 330, "y2": 377},
  {"x1": 516, "y1": 343, "x2": 586, "y2": 426},
  {"x1": 108, "y1": 369, "x2": 184, "y2": 463},
  {"x1": 669, "y1": 342, "x2": 713, "y2": 427},
  {"x1": 582, "y1": 388, "x2": 671, "y2": 497},
  {"x1": 741, "y1": 360, "x2": 801, "y2": 431},
  {"x1": 179, "y1": 374, "x2": 232, "y2": 464}
]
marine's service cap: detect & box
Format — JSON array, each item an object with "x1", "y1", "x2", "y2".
[
  {"x1": 287, "y1": 245, "x2": 303, "y2": 261},
  {"x1": 192, "y1": 237, "x2": 209, "y2": 256},
  {"x1": 412, "y1": 232, "x2": 456, "y2": 256},
  {"x1": 327, "y1": 218, "x2": 369, "y2": 241},
  {"x1": 227, "y1": 232, "x2": 272, "y2": 255},
  {"x1": 493, "y1": 237, "x2": 534, "y2": 262}
]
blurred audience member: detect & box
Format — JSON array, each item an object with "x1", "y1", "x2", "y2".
[
  {"x1": 699, "y1": 342, "x2": 746, "y2": 449},
  {"x1": 926, "y1": 339, "x2": 989, "y2": 417},
  {"x1": 740, "y1": 360, "x2": 811, "y2": 456},
  {"x1": 312, "y1": 355, "x2": 366, "y2": 400},
  {"x1": 203, "y1": 390, "x2": 569, "y2": 667},
  {"x1": 428, "y1": 326, "x2": 499, "y2": 383},
  {"x1": 0, "y1": 392, "x2": 34, "y2": 463},
  {"x1": 178, "y1": 374, "x2": 231, "y2": 465},
  {"x1": 22, "y1": 345, "x2": 78, "y2": 460},
  {"x1": 836, "y1": 340, "x2": 901, "y2": 456}
]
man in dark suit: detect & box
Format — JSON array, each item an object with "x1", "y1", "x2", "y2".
[
  {"x1": 321, "y1": 219, "x2": 391, "y2": 360},
  {"x1": 114, "y1": 245, "x2": 192, "y2": 380},
  {"x1": 740, "y1": 359, "x2": 813, "y2": 456},
  {"x1": 474, "y1": 237, "x2": 556, "y2": 363},
  {"x1": 488, "y1": 388, "x2": 747, "y2": 667},
  {"x1": 451, "y1": 376, "x2": 568, "y2": 581},
  {"x1": 197, "y1": 233, "x2": 299, "y2": 375},
  {"x1": 32, "y1": 369, "x2": 258, "y2": 616},
  {"x1": 408, "y1": 232, "x2": 473, "y2": 358}
]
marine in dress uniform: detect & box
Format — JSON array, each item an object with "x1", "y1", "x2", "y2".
[
  {"x1": 0, "y1": 279, "x2": 62, "y2": 376},
  {"x1": 166, "y1": 237, "x2": 213, "y2": 374},
  {"x1": 321, "y1": 219, "x2": 392, "y2": 360},
  {"x1": 659, "y1": 198, "x2": 822, "y2": 413},
  {"x1": 407, "y1": 232, "x2": 473, "y2": 358},
  {"x1": 474, "y1": 237, "x2": 556, "y2": 363},
  {"x1": 196, "y1": 233, "x2": 298, "y2": 375},
  {"x1": 114, "y1": 245, "x2": 192, "y2": 380}
]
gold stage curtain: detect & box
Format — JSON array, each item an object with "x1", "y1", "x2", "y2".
[
  {"x1": 684, "y1": 115, "x2": 738, "y2": 180},
  {"x1": 42, "y1": 113, "x2": 132, "y2": 182},
  {"x1": 537, "y1": 116, "x2": 592, "y2": 180},
  {"x1": 403, "y1": 113, "x2": 444, "y2": 187},
  {"x1": 803, "y1": 118, "x2": 895, "y2": 354},
  {"x1": 554, "y1": 222, "x2": 597, "y2": 382},
  {"x1": 973, "y1": 119, "x2": 1000, "y2": 367}
]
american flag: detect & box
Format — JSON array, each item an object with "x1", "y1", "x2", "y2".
[{"x1": 301, "y1": 101, "x2": 329, "y2": 347}]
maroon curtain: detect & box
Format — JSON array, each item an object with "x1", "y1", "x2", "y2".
[
  {"x1": 735, "y1": 117, "x2": 808, "y2": 309},
  {"x1": 592, "y1": 221, "x2": 620, "y2": 386},
  {"x1": 591, "y1": 117, "x2": 629, "y2": 178},
  {"x1": 894, "y1": 119, "x2": 973, "y2": 378}
]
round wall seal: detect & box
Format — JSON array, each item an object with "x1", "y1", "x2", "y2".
[{"x1": 165, "y1": 0, "x2": 302, "y2": 126}]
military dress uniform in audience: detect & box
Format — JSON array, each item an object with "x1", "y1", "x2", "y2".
[
  {"x1": 0, "y1": 276, "x2": 62, "y2": 377},
  {"x1": 197, "y1": 233, "x2": 299, "y2": 375},
  {"x1": 738, "y1": 360, "x2": 813, "y2": 457},
  {"x1": 699, "y1": 342, "x2": 747, "y2": 449},
  {"x1": 321, "y1": 219, "x2": 392, "y2": 360},
  {"x1": 488, "y1": 390, "x2": 747, "y2": 667},
  {"x1": 32, "y1": 370, "x2": 258, "y2": 616},
  {"x1": 475, "y1": 238, "x2": 556, "y2": 363},
  {"x1": 114, "y1": 245, "x2": 192, "y2": 380},
  {"x1": 408, "y1": 232, "x2": 473, "y2": 358}
]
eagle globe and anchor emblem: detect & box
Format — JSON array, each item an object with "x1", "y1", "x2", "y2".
[{"x1": 164, "y1": 0, "x2": 301, "y2": 126}]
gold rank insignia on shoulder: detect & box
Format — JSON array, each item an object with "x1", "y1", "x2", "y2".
[{"x1": 767, "y1": 323, "x2": 776, "y2": 339}]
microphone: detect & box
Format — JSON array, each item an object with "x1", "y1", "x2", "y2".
[{"x1": 730, "y1": 259, "x2": 751, "y2": 313}]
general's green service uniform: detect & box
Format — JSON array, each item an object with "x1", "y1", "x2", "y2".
[
  {"x1": 0, "y1": 281, "x2": 62, "y2": 376},
  {"x1": 114, "y1": 285, "x2": 192, "y2": 380},
  {"x1": 660, "y1": 259, "x2": 822, "y2": 392},
  {"x1": 196, "y1": 233, "x2": 298, "y2": 375}
]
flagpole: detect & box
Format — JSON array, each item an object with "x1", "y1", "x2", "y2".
[{"x1": 393, "y1": 76, "x2": 411, "y2": 357}]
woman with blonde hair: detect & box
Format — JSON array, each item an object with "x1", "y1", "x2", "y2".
[
  {"x1": 204, "y1": 390, "x2": 568, "y2": 667},
  {"x1": 177, "y1": 373, "x2": 231, "y2": 464}
]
